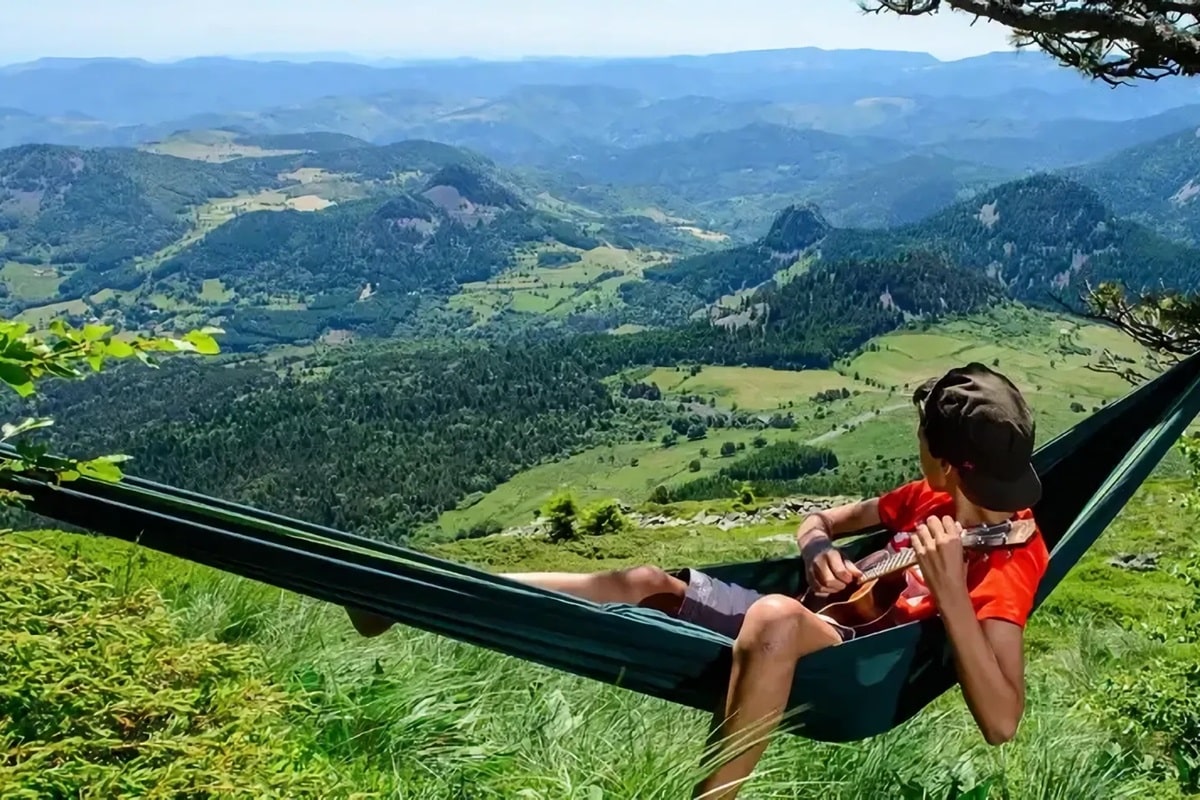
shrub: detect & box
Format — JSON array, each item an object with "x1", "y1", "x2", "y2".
[
  {"x1": 0, "y1": 538, "x2": 331, "y2": 797},
  {"x1": 578, "y1": 499, "x2": 631, "y2": 537},
  {"x1": 543, "y1": 491, "x2": 579, "y2": 543}
]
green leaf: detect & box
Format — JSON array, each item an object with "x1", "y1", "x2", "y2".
[
  {"x1": 41, "y1": 360, "x2": 79, "y2": 379},
  {"x1": 1, "y1": 417, "x2": 54, "y2": 442},
  {"x1": 0, "y1": 361, "x2": 34, "y2": 397},
  {"x1": 166, "y1": 338, "x2": 197, "y2": 353},
  {"x1": 106, "y1": 338, "x2": 135, "y2": 358},
  {"x1": 14, "y1": 440, "x2": 48, "y2": 462},
  {"x1": 82, "y1": 323, "x2": 113, "y2": 342},
  {"x1": 77, "y1": 454, "x2": 131, "y2": 483},
  {"x1": 183, "y1": 330, "x2": 221, "y2": 355}
]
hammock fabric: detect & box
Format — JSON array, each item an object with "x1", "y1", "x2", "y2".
[{"x1": 4, "y1": 351, "x2": 1200, "y2": 743}]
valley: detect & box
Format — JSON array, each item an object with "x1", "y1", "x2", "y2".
[
  {"x1": 427, "y1": 305, "x2": 1151, "y2": 539},
  {"x1": 4, "y1": 33, "x2": 1200, "y2": 800}
]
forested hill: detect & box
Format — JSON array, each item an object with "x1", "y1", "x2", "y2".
[
  {"x1": 0, "y1": 136, "x2": 527, "y2": 278},
  {"x1": 1070, "y1": 126, "x2": 1200, "y2": 246},
  {"x1": 157, "y1": 173, "x2": 601, "y2": 348},
  {"x1": 599, "y1": 248, "x2": 1003, "y2": 371},
  {"x1": 821, "y1": 174, "x2": 1200, "y2": 304},
  {"x1": 158, "y1": 160, "x2": 543, "y2": 302},
  {"x1": 643, "y1": 203, "x2": 831, "y2": 301},
  {"x1": 0, "y1": 135, "x2": 719, "y2": 347},
  {"x1": 261, "y1": 138, "x2": 493, "y2": 181},
  {"x1": 644, "y1": 174, "x2": 1200, "y2": 308},
  {"x1": 24, "y1": 339, "x2": 661, "y2": 541},
  {"x1": 0, "y1": 144, "x2": 276, "y2": 267}
]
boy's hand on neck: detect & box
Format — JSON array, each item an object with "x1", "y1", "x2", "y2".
[{"x1": 910, "y1": 515, "x2": 968, "y2": 601}]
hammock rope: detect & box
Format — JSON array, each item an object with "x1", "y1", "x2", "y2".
[{"x1": 3, "y1": 350, "x2": 1199, "y2": 742}]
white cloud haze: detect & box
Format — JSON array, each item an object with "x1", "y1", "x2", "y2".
[{"x1": 1, "y1": 0, "x2": 1016, "y2": 64}]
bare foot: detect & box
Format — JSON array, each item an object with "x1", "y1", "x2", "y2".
[{"x1": 345, "y1": 606, "x2": 395, "y2": 637}]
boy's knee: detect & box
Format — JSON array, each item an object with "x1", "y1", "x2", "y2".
[
  {"x1": 616, "y1": 564, "x2": 685, "y2": 608},
  {"x1": 621, "y1": 564, "x2": 680, "y2": 592},
  {"x1": 735, "y1": 594, "x2": 839, "y2": 658}
]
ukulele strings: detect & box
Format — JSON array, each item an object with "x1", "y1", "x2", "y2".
[{"x1": 857, "y1": 520, "x2": 1015, "y2": 581}]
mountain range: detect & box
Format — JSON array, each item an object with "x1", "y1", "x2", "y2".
[
  {"x1": 0, "y1": 46, "x2": 1199, "y2": 359},
  {"x1": 6, "y1": 44, "x2": 1200, "y2": 554}
]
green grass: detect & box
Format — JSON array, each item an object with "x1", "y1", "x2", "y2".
[
  {"x1": 139, "y1": 129, "x2": 304, "y2": 162},
  {"x1": 432, "y1": 305, "x2": 1156, "y2": 539},
  {"x1": 843, "y1": 305, "x2": 1146, "y2": 401},
  {"x1": 432, "y1": 428, "x2": 785, "y2": 537},
  {"x1": 640, "y1": 365, "x2": 865, "y2": 412},
  {"x1": 8, "y1": 469, "x2": 1196, "y2": 798},
  {"x1": 448, "y1": 245, "x2": 661, "y2": 324},
  {"x1": 1, "y1": 261, "x2": 63, "y2": 301},
  {"x1": 15, "y1": 298, "x2": 89, "y2": 328},
  {"x1": 199, "y1": 278, "x2": 234, "y2": 303}
]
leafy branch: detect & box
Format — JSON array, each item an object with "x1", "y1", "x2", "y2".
[
  {"x1": 0, "y1": 318, "x2": 221, "y2": 508},
  {"x1": 862, "y1": 1, "x2": 1200, "y2": 84}
]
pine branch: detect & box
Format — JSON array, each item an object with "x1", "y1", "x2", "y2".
[
  {"x1": 862, "y1": 1, "x2": 1200, "y2": 83},
  {"x1": 1082, "y1": 284, "x2": 1200, "y2": 356}
]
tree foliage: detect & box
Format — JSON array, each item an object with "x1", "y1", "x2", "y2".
[
  {"x1": 0, "y1": 318, "x2": 219, "y2": 509},
  {"x1": 656, "y1": 441, "x2": 840, "y2": 503},
  {"x1": 865, "y1": 1, "x2": 1200, "y2": 85},
  {"x1": 24, "y1": 338, "x2": 665, "y2": 541},
  {"x1": 1073, "y1": 281, "x2": 1200, "y2": 387}
]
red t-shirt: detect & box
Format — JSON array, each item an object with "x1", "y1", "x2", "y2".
[{"x1": 875, "y1": 479, "x2": 1049, "y2": 627}]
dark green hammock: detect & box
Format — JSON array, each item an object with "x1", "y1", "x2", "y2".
[{"x1": 4, "y1": 351, "x2": 1200, "y2": 743}]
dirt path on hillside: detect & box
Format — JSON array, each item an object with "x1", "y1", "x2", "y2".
[{"x1": 805, "y1": 402, "x2": 909, "y2": 445}]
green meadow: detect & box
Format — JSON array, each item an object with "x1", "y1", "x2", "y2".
[
  {"x1": 431, "y1": 305, "x2": 1159, "y2": 539},
  {"x1": 3, "y1": 304, "x2": 1197, "y2": 799},
  {"x1": 6, "y1": 464, "x2": 1197, "y2": 797}
]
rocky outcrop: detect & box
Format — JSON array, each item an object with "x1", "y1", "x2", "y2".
[{"x1": 494, "y1": 495, "x2": 860, "y2": 539}]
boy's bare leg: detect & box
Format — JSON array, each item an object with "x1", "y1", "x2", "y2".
[
  {"x1": 694, "y1": 595, "x2": 843, "y2": 800},
  {"x1": 346, "y1": 565, "x2": 687, "y2": 637}
]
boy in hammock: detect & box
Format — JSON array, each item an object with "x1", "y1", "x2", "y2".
[{"x1": 347, "y1": 362, "x2": 1050, "y2": 800}]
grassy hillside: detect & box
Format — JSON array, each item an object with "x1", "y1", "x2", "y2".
[
  {"x1": 0, "y1": 144, "x2": 277, "y2": 271},
  {"x1": 7, "y1": 465, "x2": 1198, "y2": 797},
  {"x1": 447, "y1": 244, "x2": 666, "y2": 327},
  {"x1": 428, "y1": 305, "x2": 1153, "y2": 537}
]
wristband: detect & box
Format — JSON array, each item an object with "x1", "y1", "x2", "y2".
[{"x1": 796, "y1": 514, "x2": 832, "y2": 553}]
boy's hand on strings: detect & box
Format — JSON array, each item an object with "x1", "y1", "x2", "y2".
[{"x1": 802, "y1": 535, "x2": 864, "y2": 595}]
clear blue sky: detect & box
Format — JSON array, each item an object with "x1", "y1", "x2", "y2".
[{"x1": 2, "y1": 0, "x2": 1015, "y2": 64}]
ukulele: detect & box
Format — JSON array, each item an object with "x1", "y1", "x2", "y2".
[{"x1": 799, "y1": 518, "x2": 1037, "y2": 635}]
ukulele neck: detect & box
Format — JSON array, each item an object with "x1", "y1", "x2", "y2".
[
  {"x1": 861, "y1": 548, "x2": 918, "y2": 582},
  {"x1": 858, "y1": 518, "x2": 1030, "y2": 582}
]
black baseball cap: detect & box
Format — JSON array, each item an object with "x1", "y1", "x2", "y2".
[{"x1": 913, "y1": 362, "x2": 1042, "y2": 512}]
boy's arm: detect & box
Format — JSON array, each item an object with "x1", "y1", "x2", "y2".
[
  {"x1": 795, "y1": 499, "x2": 881, "y2": 593},
  {"x1": 911, "y1": 515, "x2": 1028, "y2": 745},
  {"x1": 795, "y1": 498, "x2": 881, "y2": 549},
  {"x1": 938, "y1": 597, "x2": 1026, "y2": 745}
]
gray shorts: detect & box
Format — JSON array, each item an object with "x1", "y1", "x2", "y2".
[{"x1": 674, "y1": 568, "x2": 856, "y2": 642}]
